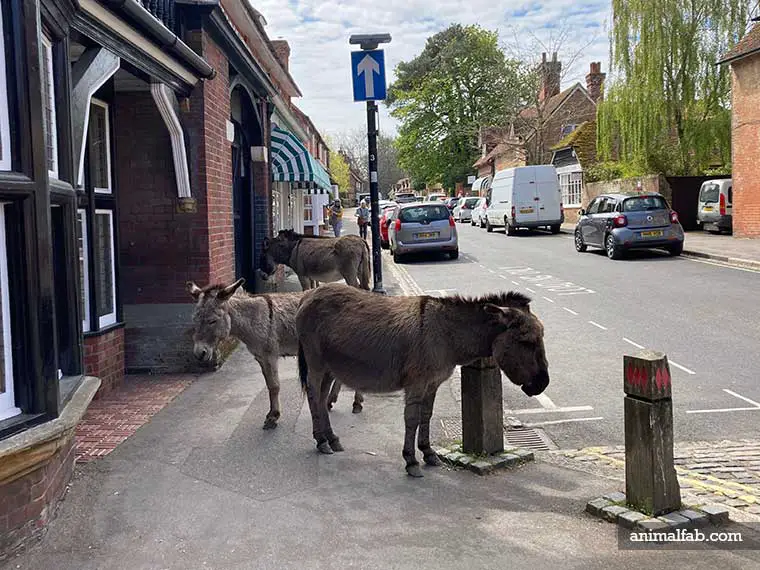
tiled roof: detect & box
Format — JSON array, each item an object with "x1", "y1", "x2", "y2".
[
  {"x1": 519, "y1": 84, "x2": 581, "y2": 120},
  {"x1": 550, "y1": 120, "x2": 598, "y2": 166},
  {"x1": 719, "y1": 24, "x2": 760, "y2": 64}
]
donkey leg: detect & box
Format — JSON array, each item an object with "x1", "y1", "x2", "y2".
[
  {"x1": 418, "y1": 386, "x2": 442, "y2": 467},
  {"x1": 304, "y1": 365, "x2": 332, "y2": 454},
  {"x1": 257, "y1": 354, "x2": 281, "y2": 430},
  {"x1": 298, "y1": 275, "x2": 312, "y2": 291},
  {"x1": 319, "y1": 373, "x2": 343, "y2": 452},
  {"x1": 352, "y1": 391, "x2": 364, "y2": 414},
  {"x1": 403, "y1": 388, "x2": 425, "y2": 477}
]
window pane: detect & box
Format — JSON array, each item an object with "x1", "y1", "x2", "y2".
[
  {"x1": 0, "y1": 5, "x2": 12, "y2": 170},
  {"x1": 41, "y1": 35, "x2": 57, "y2": 177},
  {"x1": 94, "y1": 211, "x2": 115, "y2": 325},
  {"x1": 77, "y1": 210, "x2": 90, "y2": 331},
  {"x1": 89, "y1": 103, "x2": 110, "y2": 192},
  {"x1": 0, "y1": 204, "x2": 19, "y2": 420}
]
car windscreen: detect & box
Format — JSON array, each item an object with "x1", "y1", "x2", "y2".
[
  {"x1": 699, "y1": 183, "x2": 720, "y2": 204},
  {"x1": 398, "y1": 205, "x2": 450, "y2": 223},
  {"x1": 622, "y1": 196, "x2": 668, "y2": 212},
  {"x1": 464, "y1": 198, "x2": 479, "y2": 207}
]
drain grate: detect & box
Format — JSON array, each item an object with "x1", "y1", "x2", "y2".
[{"x1": 438, "y1": 417, "x2": 557, "y2": 451}]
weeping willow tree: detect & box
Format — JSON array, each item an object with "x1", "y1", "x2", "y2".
[{"x1": 598, "y1": 0, "x2": 750, "y2": 175}]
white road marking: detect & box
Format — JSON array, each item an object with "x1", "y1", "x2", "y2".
[
  {"x1": 589, "y1": 320, "x2": 608, "y2": 331},
  {"x1": 525, "y1": 287, "x2": 536, "y2": 293},
  {"x1": 527, "y1": 417, "x2": 604, "y2": 427},
  {"x1": 534, "y1": 393, "x2": 557, "y2": 409},
  {"x1": 507, "y1": 405, "x2": 594, "y2": 415},
  {"x1": 687, "y1": 407, "x2": 760, "y2": 414},
  {"x1": 563, "y1": 307, "x2": 578, "y2": 316},
  {"x1": 542, "y1": 296, "x2": 555, "y2": 303},
  {"x1": 623, "y1": 337, "x2": 645, "y2": 349},
  {"x1": 512, "y1": 280, "x2": 520, "y2": 286},
  {"x1": 498, "y1": 275, "x2": 507, "y2": 280},
  {"x1": 669, "y1": 360, "x2": 696, "y2": 375},
  {"x1": 487, "y1": 269, "x2": 496, "y2": 274},
  {"x1": 683, "y1": 257, "x2": 760, "y2": 274},
  {"x1": 724, "y1": 389, "x2": 760, "y2": 408}
]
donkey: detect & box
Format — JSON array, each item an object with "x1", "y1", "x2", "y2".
[
  {"x1": 296, "y1": 283, "x2": 550, "y2": 477},
  {"x1": 259, "y1": 229, "x2": 371, "y2": 291},
  {"x1": 187, "y1": 278, "x2": 364, "y2": 429}
]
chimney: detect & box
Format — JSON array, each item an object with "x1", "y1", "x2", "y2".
[
  {"x1": 586, "y1": 62, "x2": 606, "y2": 103},
  {"x1": 538, "y1": 52, "x2": 561, "y2": 104},
  {"x1": 271, "y1": 39, "x2": 290, "y2": 72}
]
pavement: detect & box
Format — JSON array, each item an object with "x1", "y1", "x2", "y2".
[{"x1": 559, "y1": 223, "x2": 760, "y2": 270}]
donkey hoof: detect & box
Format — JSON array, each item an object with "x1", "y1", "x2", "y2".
[
  {"x1": 352, "y1": 403, "x2": 363, "y2": 414},
  {"x1": 328, "y1": 438, "x2": 344, "y2": 452},
  {"x1": 406, "y1": 464, "x2": 424, "y2": 478},
  {"x1": 316, "y1": 441, "x2": 334, "y2": 454},
  {"x1": 262, "y1": 418, "x2": 278, "y2": 430},
  {"x1": 423, "y1": 453, "x2": 443, "y2": 467}
]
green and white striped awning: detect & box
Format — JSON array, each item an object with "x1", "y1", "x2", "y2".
[{"x1": 271, "y1": 125, "x2": 332, "y2": 194}]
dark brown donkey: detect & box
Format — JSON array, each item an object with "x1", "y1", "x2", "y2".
[
  {"x1": 187, "y1": 278, "x2": 363, "y2": 429},
  {"x1": 296, "y1": 283, "x2": 550, "y2": 477}
]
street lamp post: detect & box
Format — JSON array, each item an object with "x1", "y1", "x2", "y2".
[{"x1": 349, "y1": 33, "x2": 391, "y2": 295}]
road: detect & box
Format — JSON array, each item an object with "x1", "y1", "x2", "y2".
[{"x1": 381, "y1": 219, "x2": 760, "y2": 449}]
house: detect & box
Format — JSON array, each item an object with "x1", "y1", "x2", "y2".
[
  {"x1": 550, "y1": 120, "x2": 598, "y2": 222},
  {"x1": 471, "y1": 125, "x2": 526, "y2": 196},
  {"x1": 718, "y1": 20, "x2": 760, "y2": 238},
  {"x1": 0, "y1": 0, "x2": 327, "y2": 554},
  {"x1": 347, "y1": 159, "x2": 366, "y2": 205}
]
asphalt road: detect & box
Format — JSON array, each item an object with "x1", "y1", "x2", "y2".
[{"x1": 384, "y1": 218, "x2": 760, "y2": 449}]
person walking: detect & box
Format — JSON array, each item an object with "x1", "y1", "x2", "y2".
[
  {"x1": 328, "y1": 199, "x2": 343, "y2": 237},
  {"x1": 356, "y1": 199, "x2": 370, "y2": 240}
]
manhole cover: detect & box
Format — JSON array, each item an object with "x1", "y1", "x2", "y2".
[{"x1": 438, "y1": 417, "x2": 557, "y2": 451}]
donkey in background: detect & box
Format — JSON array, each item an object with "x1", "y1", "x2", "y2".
[
  {"x1": 187, "y1": 278, "x2": 364, "y2": 429},
  {"x1": 296, "y1": 284, "x2": 550, "y2": 477}
]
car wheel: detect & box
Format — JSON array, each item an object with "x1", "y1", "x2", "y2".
[
  {"x1": 550, "y1": 224, "x2": 561, "y2": 234},
  {"x1": 506, "y1": 221, "x2": 516, "y2": 236},
  {"x1": 486, "y1": 219, "x2": 493, "y2": 232},
  {"x1": 450, "y1": 249, "x2": 459, "y2": 260},
  {"x1": 574, "y1": 230, "x2": 587, "y2": 252},
  {"x1": 480, "y1": 217, "x2": 485, "y2": 228},
  {"x1": 668, "y1": 242, "x2": 683, "y2": 256},
  {"x1": 605, "y1": 233, "x2": 623, "y2": 260}
]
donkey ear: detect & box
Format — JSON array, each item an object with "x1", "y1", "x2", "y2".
[
  {"x1": 484, "y1": 304, "x2": 521, "y2": 327},
  {"x1": 218, "y1": 278, "x2": 245, "y2": 300},
  {"x1": 187, "y1": 281, "x2": 203, "y2": 299}
]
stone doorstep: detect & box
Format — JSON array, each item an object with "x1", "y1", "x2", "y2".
[
  {"x1": 434, "y1": 444, "x2": 535, "y2": 476},
  {"x1": 585, "y1": 492, "x2": 731, "y2": 533}
]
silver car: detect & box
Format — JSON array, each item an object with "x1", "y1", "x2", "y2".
[
  {"x1": 453, "y1": 196, "x2": 481, "y2": 222},
  {"x1": 574, "y1": 193, "x2": 684, "y2": 259},
  {"x1": 388, "y1": 203, "x2": 458, "y2": 262}
]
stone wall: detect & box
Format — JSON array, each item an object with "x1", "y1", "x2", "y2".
[{"x1": 583, "y1": 174, "x2": 671, "y2": 208}]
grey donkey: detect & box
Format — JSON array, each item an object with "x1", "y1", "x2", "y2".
[
  {"x1": 296, "y1": 283, "x2": 550, "y2": 477},
  {"x1": 187, "y1": 278, "x2": 363, "y2": 430}
]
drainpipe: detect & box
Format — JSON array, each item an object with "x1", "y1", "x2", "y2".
[{"x1": 107, "y1": 0, "x2": 216, "y2": 79}]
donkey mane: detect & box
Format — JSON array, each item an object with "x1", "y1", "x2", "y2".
[
  {"x1": 278, "y1": 229, "x2": 332, "y2": 240},
  {"x1": 437, "y1": 290, "x2": 531, "y2": 308},
  {"x1": 200, "y1": 283, "x2": 256, "y2": 299}
]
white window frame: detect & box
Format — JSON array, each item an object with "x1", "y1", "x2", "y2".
[
  {"x1": 78, "y1": 209, "x2": 91, "y2": 332},
  {"x1": 303, "y1": 193, "x2": 313, "y2": 223},
  {"x1": 41, "y1": 33, "x2": 58, "y2": 179},
  {"x1": 95, "y1": 209, "x2": 116, "y2": 328},
  {"x1": 0, "y1": 6, "x2": 12, "y2": 171},
  {"x1": 90, "y1": 99, "x2": 112, "y2": 194},
  {"x1": 0, "y1": 203, "x2": 20, "y2": 420},
  {"x1": 557, "y1": 166, "x2": 583, "y2": 208}
]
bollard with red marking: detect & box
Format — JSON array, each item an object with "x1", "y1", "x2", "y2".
[{"x1": 623, "y1": 350, "x2": 681, "y2": 516}]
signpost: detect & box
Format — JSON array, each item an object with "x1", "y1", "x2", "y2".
[{"x1": 350, "y1": 34, "x2": 391, "y2": 294}]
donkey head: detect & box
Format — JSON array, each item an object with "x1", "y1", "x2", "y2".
[
  {"x1": 259, "y1": 230, "x2": 297, "y2": 279},
  {"x1": 484, "y1": 297, "x2": 549, "y2": 397},
  {"x1": 187, "y1": 278, "x2": 245, "y2": 362}
]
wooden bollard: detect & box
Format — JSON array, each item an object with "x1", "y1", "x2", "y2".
[
  {"x1": 461, "y1": 357, "x2": 504, "y2": 455},
  {"x1": 623, "y1": 350, "x2": 681, "y2": 516}
]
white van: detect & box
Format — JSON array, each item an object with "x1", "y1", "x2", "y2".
[
  {"x1": 697, "y1": 179, "x2": 732, "y2": 234},
  {"x1": 485, "y1": 165, "x2": 564, "y2": 235}
]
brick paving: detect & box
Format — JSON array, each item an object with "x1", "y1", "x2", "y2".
[
  {"x1": 75, "y1": 375, "x2": 194, "y2": 463},
  {"x1": 555, "y1": 439, "x2": 760, "y2": 520}
]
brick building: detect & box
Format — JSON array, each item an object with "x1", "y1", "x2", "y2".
[
  {"x1": 719, "y1": 21, "x2": 760, "y2": 238},
  {"x1": 0, "y1": 0, "x2": 330, "y2": 555}
]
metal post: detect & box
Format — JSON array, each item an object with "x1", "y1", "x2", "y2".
[{"x1": 366, "y1": 100, "x2": 385, "y2": 294}]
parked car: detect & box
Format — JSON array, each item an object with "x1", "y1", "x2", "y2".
[
  {"x1": 395, "y1": 193, "x2": 417, "y2": 204},
  {"x1": 574, "y1": 193, "x2": 684, "y2": 259},
  {"x1": 426, "y1": 193, "x2": 447, "y2": 202},
  {"x1": 485, "y1": 165, "x2": 563, "y2": 235},
  {"x1": 470, "y1": 197, "x2": 488, "y2": 227},
  {"x1": 414, "y1": 195, "x2": 424, "y2": 202},
  {"x1": 453, "y1": 196, "x2": 481, "y2": 222},
  {"x1": 388, "y1": 203, "x2": 458, "y2": 262},
  {"x1": 444, "y1": 197, "x2": 460, "y2": 211},
  {"x1": 697, "y1": 179, "x2": 732, "y2": 234},
  {"x1": 379, "y1": 205, "x2": 398, "y2": 249}
]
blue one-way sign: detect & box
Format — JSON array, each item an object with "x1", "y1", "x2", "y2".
[{"x1": 351, "y1": 50, "x2": 387, "y2": 102}]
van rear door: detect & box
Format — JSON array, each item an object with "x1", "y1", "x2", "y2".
[
  {"x1": 536, "y1": 166, "x2": 562, "y2": 223},
  {"x1": 513, "y1": 168, "x2": 539, "y2": 225}
]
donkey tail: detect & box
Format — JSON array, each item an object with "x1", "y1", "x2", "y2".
[
  {"x1": 359, "y1": 239, "x2": 371, "y2": 290},
  {"x1": 298, "y1": 342, "x2": 308, "y2": 393}
]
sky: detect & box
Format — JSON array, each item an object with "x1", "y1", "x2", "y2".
[{"x1": 252, "y1": 0, "x2": 613, "y2": 142}]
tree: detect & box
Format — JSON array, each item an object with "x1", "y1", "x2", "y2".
[
  {"x1": 597, "y1": 0, "x2": 750, "y2": 175},
  {"x1": 331, "y1": 129, "x2": 407, "y2": 197},
  {"x1": 328, "y1": 147, "x2": 350, "y2": 195},
  {"x1": 386, "y1": 24, "x2": 526, "y2": 189}
]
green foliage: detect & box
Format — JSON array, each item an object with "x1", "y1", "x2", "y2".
[
  {"x1": 584, "y1": 161, "x2": 649, "y2": 183},
  {"x1": 387, "y1": 24, "x2": 528, "y2": 188},
  {"x1": 328, "y1": 148, "x2": 351, "y2": 194},
  {"x1": 598, "y1": 0, "x2": 748, "y2": 175}
]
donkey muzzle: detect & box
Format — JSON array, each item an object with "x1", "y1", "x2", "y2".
[{"x1": 522, "y1": 370, "x2": 549, "y2": 396}]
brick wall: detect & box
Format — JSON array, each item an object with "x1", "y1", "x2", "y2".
[
  {"x1": 0, "y1": 435, "x2": 76, "y2": 557},
  {"x1": 540, "y1": 90, "x2": 596, "y2": 164},
  {"x1": 731, "y1": 58, "x2": 760, "y2": 238},
  {"x1": 84, "y1": 327, "x2": 125, "y2": 397}
]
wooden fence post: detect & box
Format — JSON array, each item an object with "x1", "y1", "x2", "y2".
[
  {"x1": 461, "y1": 357, "x2": 504, "y2": 455},
  {"x1": 623, "y1": 350, "x2": 681, "y2": 516}
]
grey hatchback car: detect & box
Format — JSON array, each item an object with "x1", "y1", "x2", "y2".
[
  {"x1": 574, "y1": 193, "x2": 684, "y2": 259},
  {"x1": 388, "y1": 203, "x2": 458, "y2": 262}
]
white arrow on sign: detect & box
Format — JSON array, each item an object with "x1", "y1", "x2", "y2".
[{"x1": 357, "y1": 54, "x2": 380, "y2": 98}]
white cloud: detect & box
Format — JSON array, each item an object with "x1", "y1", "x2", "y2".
[{"x1": 252, "y1": 0, "x2": 612, "y2": 141}]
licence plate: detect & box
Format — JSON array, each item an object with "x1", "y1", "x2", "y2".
[
  {"x1": 702, "y1": 206, "x2": 713, "y2": 211},
  {"x1": 416, "y1": 232, "x2": 438, "y2": 239},
  {"x1": 640, "y1": 230, "x2": 663, "y2": 238},
  {"x1": 519, "y1": 208, "x2": 533, "y2": 213}
]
